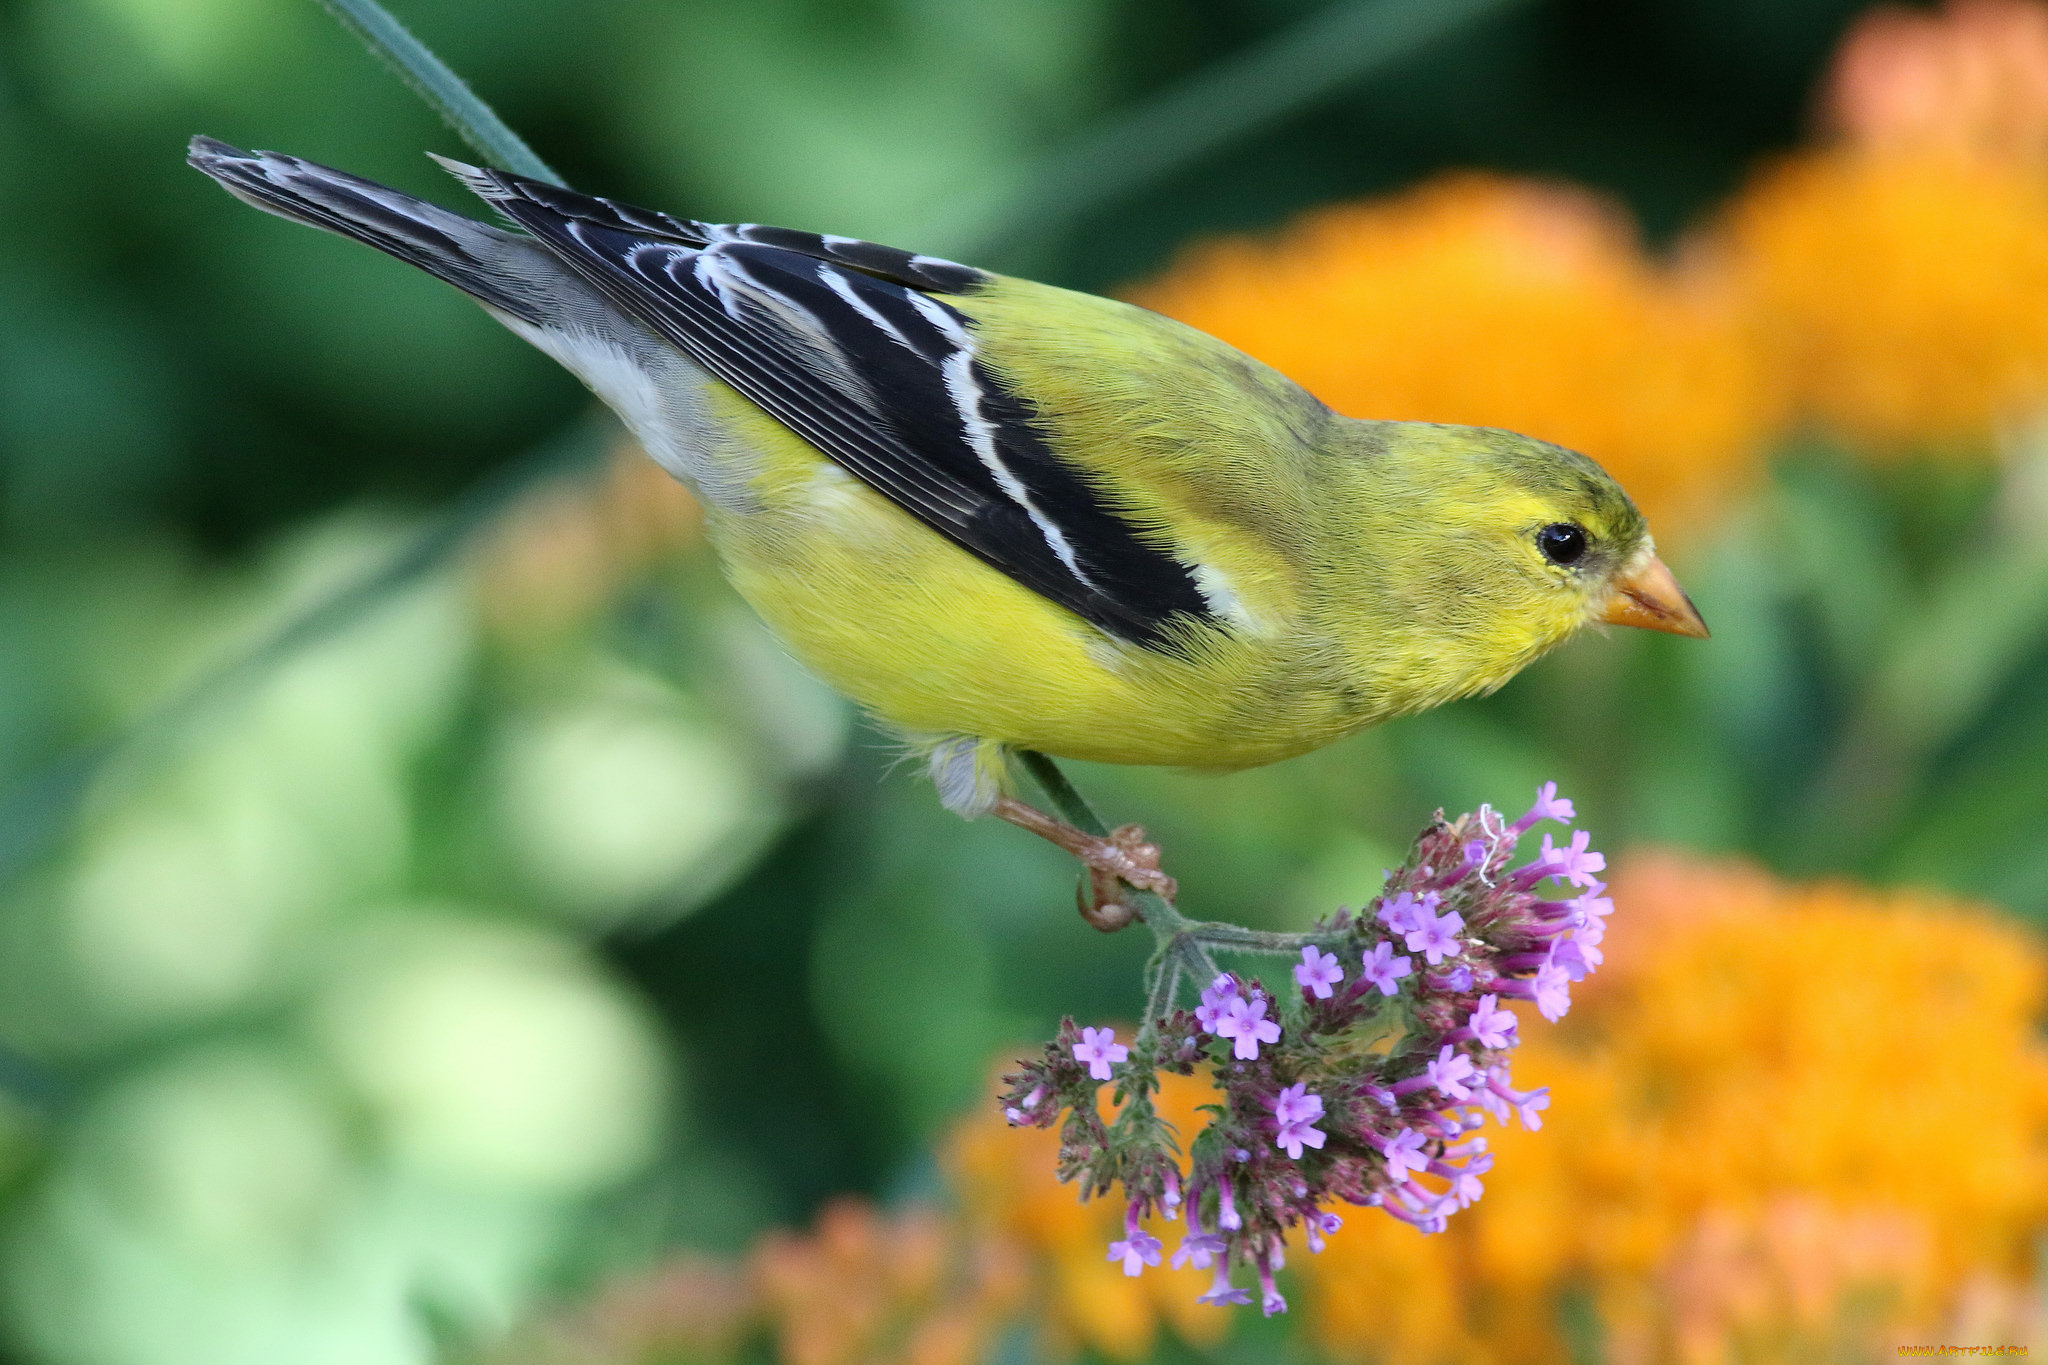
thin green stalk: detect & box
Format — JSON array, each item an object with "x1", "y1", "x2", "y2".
[
  {"x1": 1016, "y1": 748, "x2": 1337, "y2": 1010},
  {"x1": 1189, "y1": 923, "x2": 1329, "y2": 954},
  {"x1": 1017, "y1": 748, "x2": 1234, "y2": 989},
  {"x1": 944, "y1": 0, "x2": 1531, "y2": 264},
  {"x1": 315, "y1": 0, "x2": 563, "y2": 183},
  {"x1": 1141, "y1": 953, "x2": 1183, "y2": 1034},
  {"x1": 1018, "y1": 748, "x2": 1109, "y2": 839}
]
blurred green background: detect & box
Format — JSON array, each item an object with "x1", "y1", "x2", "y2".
[{"x1": 4, "y1": 0, "x2": 2046, "y2": 1360}]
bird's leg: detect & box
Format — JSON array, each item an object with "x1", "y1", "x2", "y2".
[{"x1": 990, "y1": 794, "x2": 1177, "y2": 932}]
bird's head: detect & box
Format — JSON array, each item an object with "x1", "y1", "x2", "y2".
[{"x1": 1339, "y1": 422, "x2": 1706, "y2": 708}]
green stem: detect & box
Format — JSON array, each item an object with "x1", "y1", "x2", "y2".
[
  {"x1": 1137, "y1": 893, "x2": 1222, "y2": 986},
  {"x1": 315, "y1": 0, "x2": 563, "y2": 184},
  {"x1": 944, "y1": 0, "x2": 1530, "y2": 264},
  {"x1": 1016, "y1": 748, "x2": 1109, "y2": 839},
  {"x1": 1018, "y1": 749, "x2": 1342, "y2": 1019},
  {"x1": 1187, "y1": 923, "x2": 1328, "y2": 954},
  {"x1": 1016, "y1": 750, "x2": 1231, "y2": 988},
  {"x1": 1141, "y1": 952, "x2": 1183, "y2": 1034}
]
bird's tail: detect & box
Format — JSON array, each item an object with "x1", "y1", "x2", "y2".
[{"x1": 186, "y1": 136, "x2": 544, "y2": 324}]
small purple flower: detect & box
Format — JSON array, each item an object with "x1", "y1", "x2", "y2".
[
  {"x1": 1472, "y1": 1068, "x2": 1510, "y2": 1124},
  {"x1": 1294, "y1": 945, "x2": 1344, "y2": 999},
  {"x1": 1377, "y1": 889, "x2": 1439, "y2": 936},
  {"x1": 1531, "y1": 961, "x2": 1573, "y2": 1022},
  {"x1": 1540, "y1": 830, "x2": 1606, "y2": 887},
  {"x1": 1383, "y1": 1127, "x2": 1430, "y2": 1183},
  {"x1": 1444, "y1": 838, "x2": 1490, "y2": 884},
  {"x1": 1270, "y1": 1083, "x2": 1328, "y2": 1159},
  {"x1": 1571, "y1": 883, "x2": 1614, "y2": 924},
  {"x1": 1003, "y1": 1085, "x2": 1045, "y2": 1126},
  {"x1": 1108, "y1": 1232, "x2": 1164, "y2": 1276},
  {"x1": 1404, "y1": 907, "x2": 1466, "y2": 965},
  {"x1": 1198, "y1": 1263, "x2": 1252, "y2": 1307},
  {"x1": 1161, "y1": 1166, "x2": 1181, "y2": 1220},
  {"x1": 1073, "y1": 1026, "x2": 1129, "y2": 1081},
  {"x1": 1440, "y1": 965, "x2": 1474, "y2": 992},
  {"x1": 1106, "y1": 1203, "x2": 1163, "y2": 1276},
  {"x1": 1194, "y1": 975, "x2": 1239, "y2": 1031},
  {"x1": 1361, "y1": 941, "x2": 1413, "y2": 996},
  {"x1": 1444, "y1": 1134, "x2": 1488, "y2": 1159},
  {"x1": 1487, "y1": 1068, "x2": 1551, "y2": 1130},
  {"x1": 1513, "y1": 781, "x2": 1575, "y2": 832},
  {"x1": 1382, "y1": 1185, "x2": 1450, "y2": 1233},
  {"x1": 1172, "y1": 1231, "x2": 1227, "y2": 1270},
  {"x1": 1550, "y1": 937, "x2": 1594, "y2": 981},
  {"x1": 1467, "y1": 995, "x2": 1518, "y2": 1050},
  {"x1": 1217, "y1": 1174, "x2": 1242, "y2": 1231},
  {"x1": 1447, "y1": 1152, "x2": 1494, "y2": 1208},
  {"x1": 1257, "y1": 1259, "x2": 1287, "y2": 1316},
  {"x1": 1213, "y1": 995, "x2": 1280, "y2": 1060},
  {"x1": 1304, "y1": 1210, "x2": 1342, "y2": 1253},
  {"x1": 1425, "y1": 1044, "x2": 1477, "y2": 1101}
]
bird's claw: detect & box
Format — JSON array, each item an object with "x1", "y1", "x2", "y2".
[
  {"x1": 1077, "y1": 875, "x2": 1137, "y2": 932},
  {"x1": 1072, "y1": 823, "x2": 1176, "y2": 932}
]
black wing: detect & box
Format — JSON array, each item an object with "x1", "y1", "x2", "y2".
[{"x1": 451, "y1": 167, "x2": 1214, "y2": 652}]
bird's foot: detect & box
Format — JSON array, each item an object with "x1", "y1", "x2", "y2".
[
  {"x1": 1077, "y1": 826, "x2": 1176, "y2": 931},
  {"x1": 992, "y1": 796, "x2": 1176, "y2": 933}
]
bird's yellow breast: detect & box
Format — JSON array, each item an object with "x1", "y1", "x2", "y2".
[{"x1": 701, "y1": 381, "x2": 1376, "y2": 769}]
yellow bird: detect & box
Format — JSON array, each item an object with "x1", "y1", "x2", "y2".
[{"x1": 188, "y1": 139, "x2": 1706, "y2": 913}]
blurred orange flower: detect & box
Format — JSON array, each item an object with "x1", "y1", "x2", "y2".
[
  {"x1": 1706, "y1": 0, "x2": 2048, "y2": 457},
  {"x1": 1712, "y1": 148, "x2": 2048, "y2": 456},
  {"x1": 471, "y1": 435, "x2": 704, "y2": 634},
  {"x1": 503, "y1": 1254, "x2": 755, "y2": 1365},
  {"x1": 1824, "y1": 0, "x2": 2048, "y2": 160},
  {"x1": 494, "y1": 1198, "x2": 1025, "y2": 1365},
  {"x1": 750, "y1": 1198, "x2": 1027, "y2": 1365},
  {"x1": 1296, "y1": 852, "x2": 2048, "y2": 1364},
  {"x1": 1125, "y1": 174, "x2": 1778, "y2": 538},
  {"x1": 947, "y1": 1067, "x2": 1231, "y2": 1361}
]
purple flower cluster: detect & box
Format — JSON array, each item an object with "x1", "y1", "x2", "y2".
[{"x1": 995, "y1": 783, "x2": 1610, "y2": 1314}]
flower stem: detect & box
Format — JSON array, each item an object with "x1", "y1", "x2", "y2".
[
  {"x1": 1016, "y1": 749, "x2": 1108, "y2": 838},
  {"x1": 1142, "y1": 952, "x2": 1183, "y2": 1032},
  {"x1": 1189, "y1": 923, "x2": 1332, "y2": 953},
  {"x1": 315, "y1": 0, "x2": 563, "y2": 185},
  {"x1": 1018, "y1": 747, "x2": 1221, "y2": 981},
  {"x1": 1018, "y1": 749, "x2": 1334, "y2": 1016}
]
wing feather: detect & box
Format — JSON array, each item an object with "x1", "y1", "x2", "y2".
[{"x1": 454, "y1": 166, "x2": 1213, "y2": 650}]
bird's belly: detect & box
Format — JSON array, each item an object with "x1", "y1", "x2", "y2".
[{"x1": 703, "y1": 408, "x2": 1362, "y2": 770}]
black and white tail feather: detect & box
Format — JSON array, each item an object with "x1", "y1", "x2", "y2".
[{"x1": 187, "y1": 138, "x2": 1214, "y2": 653}]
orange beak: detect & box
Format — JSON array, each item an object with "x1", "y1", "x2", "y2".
[{"x1": 1599, "y1": 552, "x2": 1710, "y2": 638}]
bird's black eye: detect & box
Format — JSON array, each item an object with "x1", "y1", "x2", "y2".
[{"x1": 1536, "y1": 523, "x2": 1588, "y2": 566}]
